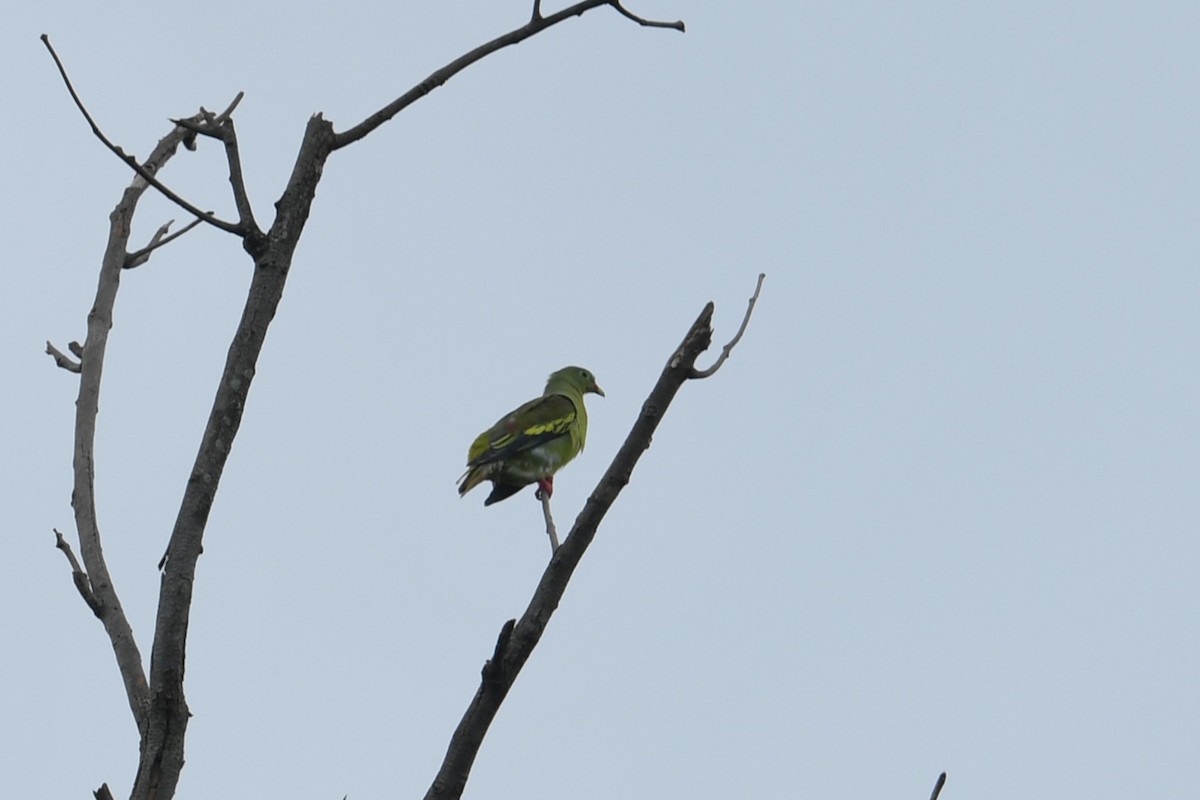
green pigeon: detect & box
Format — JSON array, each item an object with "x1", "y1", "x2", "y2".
[{"x1": 458, "y1": 366, "x2": 605, "y2": 506}]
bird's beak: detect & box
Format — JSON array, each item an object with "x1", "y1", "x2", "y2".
[{"x1": 592, "y1": 383, "x2": 606, "y2": 397}]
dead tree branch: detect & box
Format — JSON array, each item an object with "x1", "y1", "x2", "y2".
[
  {"x1": 134, "y1": 114, "x2": 339, "y2": 800},
  {"x1": 691, "y1": 272, "x2": 764, "y2": 378},
  {"x1": 930, "y1": 772, "x2": 947, "y2": 800},
  {"x1": 426, "y1": 281, "x2": 758, "y2": 800},
  {"x1": 53, "y1": 119, "x2": 208, "y2": 742},
  {"x1": 40, "y1": 35, "x2": 244, "y2": 236},
  {"x1": 332, "y1": 0, "x2": 684, "y2": 149}
]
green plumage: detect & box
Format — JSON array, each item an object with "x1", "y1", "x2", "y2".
[{"x1": 458, "y1": 366, "x2": 605, "y2": 505}]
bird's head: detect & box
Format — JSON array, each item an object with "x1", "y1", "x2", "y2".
[{"x1": 546, "y1": 366, "x2": 605, "y2": 398}]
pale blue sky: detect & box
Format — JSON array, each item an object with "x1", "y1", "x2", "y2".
[{"x1": 5, "y1": 2, "x2": 1198, "y2": 798}]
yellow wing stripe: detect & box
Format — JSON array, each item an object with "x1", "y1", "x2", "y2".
[
  {"x1": 523, "y1": 414, "x2": 573, "y2": 437},
  {"x1": 484, "y1": 412, "x2": 573, "y2": 453}
]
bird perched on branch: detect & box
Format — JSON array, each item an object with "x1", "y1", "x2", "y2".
[{"x1": 458, "y1": 366, "x2": 605, "y2": 506}]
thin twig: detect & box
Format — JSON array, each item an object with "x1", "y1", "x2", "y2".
[
  {"x1": 124, "y1": 217, "x2": 204, "y2": 269},
  {"x1": 930, "y1": 772, "x2": 947, "y2": 800},
  {"x1": 531, "y1": 0, "x2": 542, "y2": 21},
  {"x1": 691, "y1": 273, "x2": 765, "y2": 379},
  {"x1": 45, "y1": 341, "x2": 81, "y2": 373},
  {"x1": 611, "y1": 1, "x2": 686, "y2": 31},
  {"x1": 40, "y1": 35, "x2": 243, "y2": 235},
  {"x1": 540, "y1": 493, "x2": 560, "y2": 553},
  {"x1": 54, "y1": 529, "x2": 102, "y2": 616}
]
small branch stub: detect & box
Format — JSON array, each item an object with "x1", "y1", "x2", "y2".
[
  {"x1": 46, "y1": 341, "x2": 81, "y2": 373},
  {"x1": 55, "y1": 529, "x2": 101, "y2": 616},
  {"x1": 483, "y1": 619, "x2": 516, "y2": 683}
]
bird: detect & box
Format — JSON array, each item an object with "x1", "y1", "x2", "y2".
[{"x1": 458, "y1": 366, "x2": 605, "y2": 506}]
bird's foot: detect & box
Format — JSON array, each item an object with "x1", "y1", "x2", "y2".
[{"x1": 534, "y1": 476, "x2": 554, "y2": 500}]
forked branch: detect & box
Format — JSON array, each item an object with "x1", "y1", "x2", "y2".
[
  {"x1": 170, "y1": 98, "x2": 260, "y2": 234},
  {"x1": 45, "y1": 341, "x2": 81, "y2": 373}
]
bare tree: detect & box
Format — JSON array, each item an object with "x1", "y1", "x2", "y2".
[{"x1": 44, "y1": 4, "x2": 765, "y2": 799}]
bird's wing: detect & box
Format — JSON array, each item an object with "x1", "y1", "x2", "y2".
[{"x1": 467, "y1": 394, "x2": 578, "y2": 466}]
